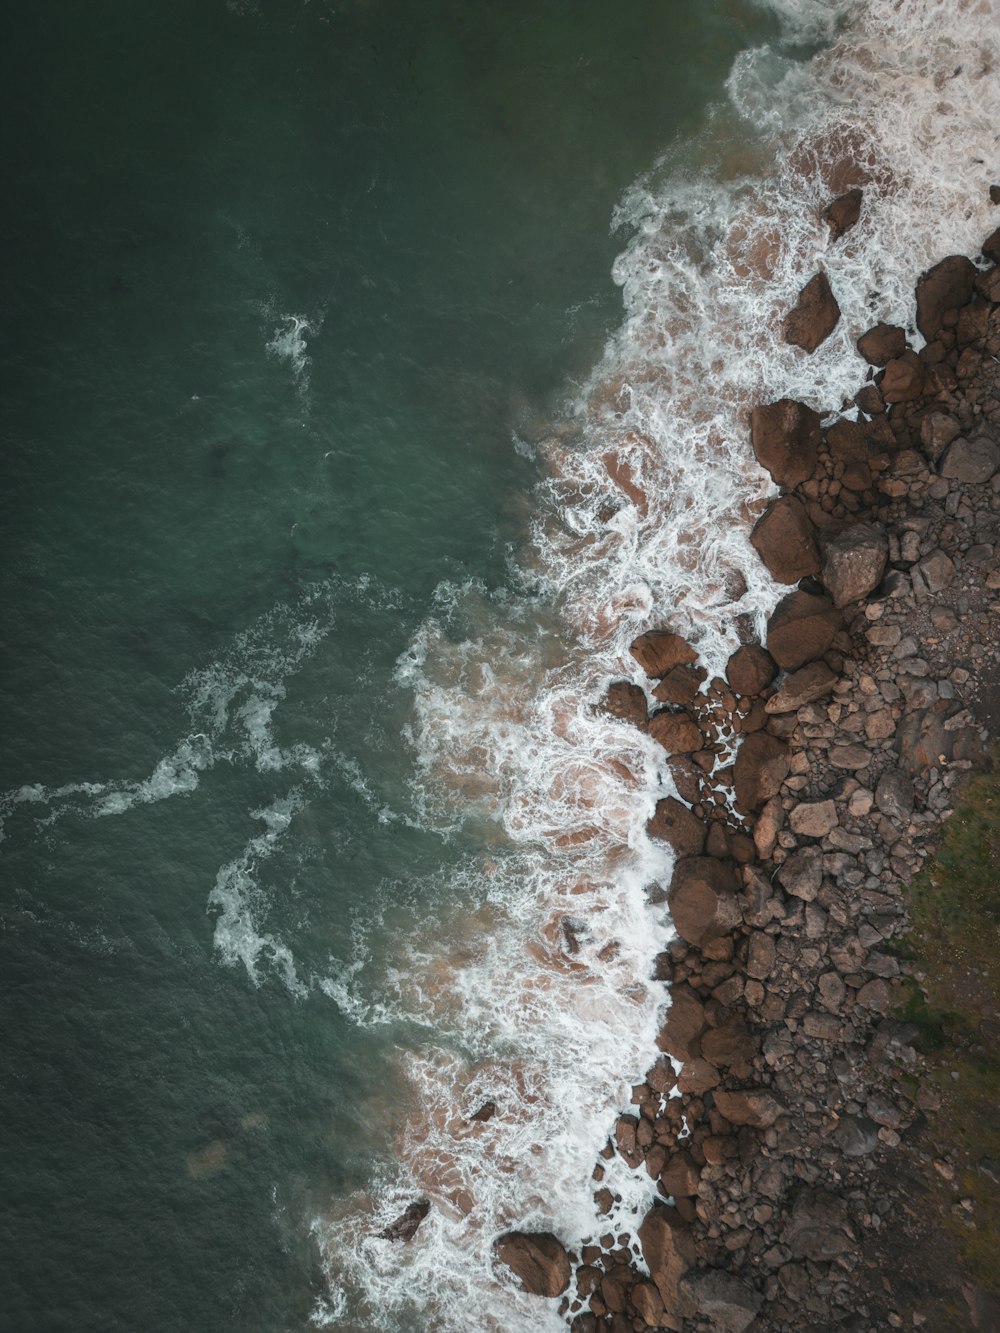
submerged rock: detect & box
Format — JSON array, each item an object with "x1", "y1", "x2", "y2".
[
  {"x1": 378, "y1": 1199, "x2": 430, "y2": 1242},
  {"x1": 824, "y1": 187, "x2": 863, "y2": 241},
  {"x1": 784, "y1": 271, "x2": 840, "y2": 352}
]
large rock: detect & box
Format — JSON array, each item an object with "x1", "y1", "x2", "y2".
[
  {"x1": 940, "y1": 434, "x2": 1000, "y2": 483},
  {"x1": 599, "y1": 680, "x2": 647, "y2": 729},
  {"x1": 750, "y1": 399, "x2": 821, "y2": 488},
  {"x1": 378, "y1": 1199, "x2": 430, "y2": 1241},
  {"x1": 782, "y1": 1189, "x2": 855, "y2": 1261},
  {"x1": 750, "y1": 495, "x2": 820, "y2": 584},
  {"x1": 630, "y1": 630, "x2": 698, "y2": 678},
  {"x1": 856, "y1": 322, "x2": 906, "y2": 366},
  {"x1": 658, "y1": 983, "x2": 707, "y2": 1061},
  {"x1": 875, "y1": 768, "x2": 914, "y2": 823},
  {"x1": 824, "y1": 187, "x2": 862, "y2": 241},
  {"x1": 915, "y1": 255, "x2": 977, "y2": 338},
  {"x1": 701, "y1": 1017, "x2": 757, "y2": 1069},
  {"x1": 648, "y1": 796, "x2": 706, "y2": 857},
  {"x1": 880, "y1": 350, "x2": 925, "y2": 402},
  {"x1": 648, "y1": 710, "x2": 703, "y2": 755},
  {"x1": 637, "y1": 1205, "x2": 697, "y2": 1316},
  {"x1": 789, "y1": 799, "x2": 838, "y2": 838},
  {"x1": 713, "y1": 1087, "x2": 786, "y2": 1129},
  {"x1": 766, "y1": 590, "x2": 841, "y2": 670},
  {"x1": 784, "y1": 271, "x2": 840, "y2": 352},
  {"x1": 494, "y1": 1231, "x2": 571, "y2": 1297},
  {"x1": 726, "y1": 643, "x2": 777, "y2": 697},
  {"x1": 667, "y1": 857, "x2": 742, "y2": 948},
  {"x1": 821, "y1": 522, "x2": 888, "y2": 607},
  {"x1": 764, "y1": 661, "x2": 838, "y2": 714},
  {"x1": 680, "y1": 1270, "x2": 763, "y2": 1333},
  {"x1": 777, "y1": 846, "x2": 824, "y2": 900},
  {"x1": 630, "y1": 1279, "x2": 667, "y2": 1328},
  {"x1": 983, "y1": 225, "x2": 1000, "y2": 264},
  {"x1": 733, "y1": 731, "x2": 790, "y2": 811}
]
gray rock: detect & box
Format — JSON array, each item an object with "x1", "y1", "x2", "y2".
[
  {"x1": 680, "y1": 1269, "x2": 763, "y2": 1333},
  {"x1": 834, "y1": 1115, "x2": 880, "y2": 1158},
  {"x1": 777, "y1": 846, "x2": 823, "y2": 900},
  {"x1": 876, "y1": 768, "x2": 915, "y2": 822},
  {"x1": 783, "y1": 1189, "x2": 855, "y2": 1260},
  {"x1": 940, "y1": 434, "x2": 1000, "y2": 483},
  {"x1": 912, "y1": 549, "x2": 957, "y2": 597}
]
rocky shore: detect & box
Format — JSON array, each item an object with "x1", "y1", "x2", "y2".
[{"x1": 493, "y1": 193, "x2": 1000, "y2": 1329}]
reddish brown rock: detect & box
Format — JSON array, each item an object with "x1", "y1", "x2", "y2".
[
  {"x1": 668, "y1": 756, "x2": 702, "y2": 805},
  {"x1": 637, "y1": 1204, "x2": 697, "y2": 1315},
  {"x1": 750, "y1": 495, "x2": 820, "y2": 584},
  {"x1": 713, "y1": 1087, "x2": 786, "y2": 1129},
  {"x1": 915, "y1": 255, "x2": 977, "y2": 338},
  {"x1": 652, "y1": 665, "x2": 706, "y2": 707},
  {"x1": 820, "y1": 522, "x2": 888, "y2": 607},
  {"x1": 880, "y1": 349, "x2": 926, "y2": 402},
  {"x1": 764, "y1": 660, "x2": 838, "y2": 714},
  {"x1": 766, "y1": 589, "x2": 841, "y2": 670},
  {"x1": 647, "y1": 796, "x2": 706, "y2": 857},
  {"x1": 648, "y1": 710, "x2": 703, "y2": 755},
  {"x1": 660, "y1": 1151, "x2": 701, "y2": 1198},
  {"x1": 983, "y1": 225, "x2": 1000, "y2": 264},
  {"x1": 630, "y1": 630, "x2": 698, "y2": 679},
  {"x1": 667, "y1": 857, "x2": 741, "y2": 948},
  {"x1": 701, "y1": 1017, "x2": 757, "y2": 1069},
  {"x1": 824, "y1": 187, "x2": 862, "y2": 240},
  {"x1": 750, "y1": 399, "x2": 821, "y2": 488},
  {"x1": 615, "y1": 1114, "x2": 643, "y2": 1169},
  {"x1": 658, "y1": 984, "x2": 707, "y2": 1061},
  {"x1": 494, "y1": 1231, "x2": 571, "y2": 1297},
  {"x1": 378, "y1": 1199, "x2": 430, "y2": 1242},
  {"x1": 784, "y1": 271, "x2": 840, "y2": 352},
  {"x1": 733, "y1": 731, "x2": 790, "y2": 811},
  {"x1": 630, "y1": 1279, "x2": 667, "y2": 1328},
  {"x1": 726, "y1": 643, "x2": 777, "y2": 697},
  {"x1": 856, "y1": 321, "x2": 906, "y2": 366},
  {"x1": 599, "y1": 681, "x2": 647, "y2": 729}
]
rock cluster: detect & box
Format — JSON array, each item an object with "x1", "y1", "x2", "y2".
[{"x1": 498, "y1": 197, "x2": 1000, "y2": 1329}]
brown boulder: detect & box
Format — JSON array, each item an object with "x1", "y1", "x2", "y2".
[
  {"x1": 733, "y1": 731, "x2": 790, "y2": 811},
  {"x1": 599, "y1": 680, "x2": 647, "y2": 729},
  {"x1": 726, "y1": 643, "x2": 777, "y2": 697},
  {"x1": 824, "y1": 187, "x2": 862, "y2": 241},
  {"x1": 637, "y1": 1204, "x2": 697, "y2": 1314},
  {"x1": 750, "y1": 398, "x2": 821, "y2": 488},
  {"x1": 784, "y1": 271, "x2": 840, "y2": 352},
  {"x1": 680, "y1": 1270, "x2": 763, "y2": 1333},
  {"x1": 494, "y1": 1231, "x2": 571, "y2": 1297},
  {"x1": 667, "y1": 857, "x2": 742, "y2": 948},
  {"x1": 782, "y1": 1189, "x2": 855, "y2": 1261},
  {"x1": 915, "y1": 255, "x2": 977, "y2": 338},
  {"x1": 657, "y1": 983, "x2": 707, "y2": 1061},
  {"x1": 630, "y1": 1279, "x2": 667, "y2": 1328},
  {"x1": 378, "y1": 1199, "x2": 430, "y2": 1241},
  {"x1": 856, "y1": 321, "x2": 905, "y2": 366},
  {"x1": 820, "y1": 522, "x2": 888, "y2": 607},
  {"x1": 630, "y1": 630, "x2": 697, "y2": 678},
  {"x1": 880, "y1": 349, "x2": 925, "y2": 402},
  {"x1": 647, "y1": 796, "x2": 706, "y2": 857},
  {"x1": 766, "y1": 589, "x2": 841, "y2": 670},
  {"x1": 701, "y1": 1017, "x2": 757, "y2": 1069},
  {"x1": 652, "y1": 665, "x2": 705, "y2": 707},
  {"x1": 668, "y1": 756, "x2": 702, "y2": 804},
  {"x1": 750, "y1": 495, "x2": 820, "y2": 584},
  {"x1": 984, "y1": 225, "x2": 1000, "y2": 264},
  {"x1": 713, "y1": 1087, "x2": 786, "y2": 1129},
  {"x1": 764, "y1": 660, "x2": 838, "y2": 714},
  {"x1": 648, "y1": 710, "x2": 702, "y2": 755},
  {"x1": 660, "y1": 1151, "x2": 700, "y2": 1198}
]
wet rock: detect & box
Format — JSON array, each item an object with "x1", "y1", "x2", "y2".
[
  {"x1": 765, "y1": 661, "x2": 838, "y2": 714},
  {"x1": 789, "y1": 799, "x2": 838, "y2": 838},
  {"x1": 713, "y1": 1087, "x2": 786, "y2": 1129},
  {"x1": 653, "y1": 665, "x2": 706, "y2": 707},
  {"x1": 784, "y1": 271, "x2": 841, "y2": 352},
  {"x1": 783, "y1": 1189, "x2": 855, "y2": 1261},
  {"x1": 668, "y1": 756, "x2": 703, "y2": 805},
  {"x1": 824, "y1": 187, "x2": 863, "y2": 241},
  {"x1": 857, "y1": 321, "x2": 906, "y2": 366},
  {"x1": 734, "y1": 731, "x2": 790, "y2": 811},
  {"x1": 637, "y1": 1204, "x2": 697, "y2": 1314},
  {"x1": 378, "y1": 1199, "x2": 431, "y2": 1242},
  {"x1": 766, "y1": 590, "x2": 841, "y2": 671},
  {"x1": 821, "y1": 522, "x2": 888, "y2": 608},
  {"x1": 915, "y1": 255, "x2": 977, "y2": 338},
  {"x1": 615, "y1": 1114, "x2": 643, "y2": 1168},
  {"x1": 600, "y1": 681, "x2": 647, "y2": 729},
  {"x1": 667, "y1": 857, "x2": 742, "y2": 948},
  {"x1": 875, "y1": 768, "x2": 915, "y2": 823},
  {"x1": 777, "y1": 846, "x2": 823, "y2": 901},
  {"x1": 494, "y1": 1231, "x2": 571, "y2": 1297},
  {"x1": 648, "y1": 709, "x2": 703, "y2": 755},
  {"x1": 469, "y1": 1101, "x2": 497, "y2": 1123},
  {"x1": 630, "y1": 1278, "x2": 666, "y2": 1328},
  {"x1": 984, "y1": 224, "x2": 1000, "y2": 264},
  {"x1": 630, "y1": 630, "x2": 698, "y2": 679},
  {"x1": 660, "y1": 1151, "x2": 700, "y2": 1198},
  {"x1": 647, "y1": 796, "x2": 706, "y2": 857},
  {"x1": 751, "y1": 495, "x2": 821, "y2": 584},
  {"x1": 750, "y1": 399, "x2": 821, "y2": 488},
  {"x1": 677, "y1": 1057, "x2": 721, "y2": 1093},
  {"x1": 727, "y1": 643, "x2": 778, "y2": 697},
  {"x1": 880, "y1": 350, "x2": 926, "y2": 402},
  {"x1": 679, "y1": 1269, "x2": 763, "y2": 1333},
  {"x1": 658, "y1": 984, "x2": 708, "y2": 1061},
  {"x1": 939, "y1": 434, "x2": 1000, "y2": 483}
]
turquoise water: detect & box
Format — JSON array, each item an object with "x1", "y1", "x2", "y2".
[{"x1": 0, "y1": 3, "x2": 779, "y2": 1329}]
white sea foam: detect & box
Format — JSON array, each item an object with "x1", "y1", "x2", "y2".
[{"x1": 312, "y1": 1, "x2": 1000, "y2": 1327}]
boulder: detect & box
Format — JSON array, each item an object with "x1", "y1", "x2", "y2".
[
  {"x1": 750, "y1": 399, "x2": 821, "y2": 488},
  {"x1": 701, "y1": 1017, "x2": 757, "y2": 1069},
  {"x1": 713, "y1": 1087, "x2": 786, "y2": 1129},
  {"x1": 647, "y1": 796, "x2": 706, "y2": 857},
  {"x1": 658, "y1": 983, "x2": 708, "y2": 1061},
  {"x1": 494, "y1": 1231, "x2": 571, "y2": 1297},
  {"x1": 378, "y1": 1199, "x2": 430, "y2": 1242},
  {"x1": 726, "y1": 643, "x2": 778, "y2": 697},
  {"x1": 599, "y1": 681, "x2": 647, "y2": 729},
  {"x1": 667, "y1": 857, "x2": 742, "y2": 948},
  {"x1": 912, "y1": 548, "x2": 957, "y2": 596},
  {"x1": 789, "y1": 799, "x2": 838, "y2": 838},
  {"x1": 782, "y1": 1189, "x2": 855, "y2": 1261},
  {"x1": 630, "y1": 1279, "x2": 667, "y2": 1328},
  {"x1": 984, "y1": 225, "x2": 1000, "y2": 264},
  {"x1": 764, "y1": 660, "x2": 838, "y2": 714},
  {"x1": 880, "y1": 349, "x2": 925, "y2": 402},
  {"x1": 875, "y1": 768, "x2": 915, "y2": 823},
  {"x1": 915, "y1": 255, "x2": 977, "y2": 338},
  {"x1": 733, "y1": 731, "x2": 790, "y2": 811},
  {"x1": 660, "y1": 1151, "x2": 701, "y2": 1198},
  {"x1": 630, "y1": 630, "x2": 698, "y2": 678},
  {"x1": 777, "y1": 846, "x2": 823, "y2": 900},
  {"x1": 919, "y1": 411, "x2": 961, "y2": 461},
  {"x1": 750, "y1": 495, "x2": 820, "y2": 584},
  {"x1": 766, "y1": 589, "x2": 841, "y2": 670},
  {"x1": 668, "y1": 756, "x2": 702, "y2": 804},
  {"x1": 856, "y1": 322, "x2": 905, "y2": 366},
  {"x1": 834, "y1": 1115, "x2": 879, "y2": 1158},
  {"x1": 677, "y1": 1057, "x2": 722, "y2": 1094},
  {"x1": 940, "y1": 434, "x2": 1000, "y2": 483},
  {"x1": 824, "y1": 187, "x2": 862, "y2": 241},
  {"x1": 637, "y1": 1204, "x2": 697, "y2": 1313},
  {"x1": 679, "y1": 1270, "x2": 763, "y2": 1333},
  {"x1": 652, "y1": 664, "x2": 705, "y2": 707},
  {"x1": 784, "y1": 271, "x2": 841, "y2": 351},
  {"x1": 648, "y1": 710, "x2": 702, "y2": 755},
  {"x1": 821, "y1": 522, "x2": 888, "y2": 607}
]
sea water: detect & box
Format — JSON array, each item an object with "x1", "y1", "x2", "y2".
[{"x1": 1, "y1": 1, "x2": 998, "y2": 1331}]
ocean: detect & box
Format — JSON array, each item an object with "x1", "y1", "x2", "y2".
[{"x1": 1, "y1": 1, "x2": 997, "y2": 1330}]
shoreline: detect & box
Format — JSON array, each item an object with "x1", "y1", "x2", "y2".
[{"x1": 496, "y1": 192, "x2": 1000, "y2": 1330}]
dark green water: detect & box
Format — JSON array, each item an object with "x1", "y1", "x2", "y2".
[{"x1": 0, "y1": 3, "x2": 777, "y2": 1329}]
